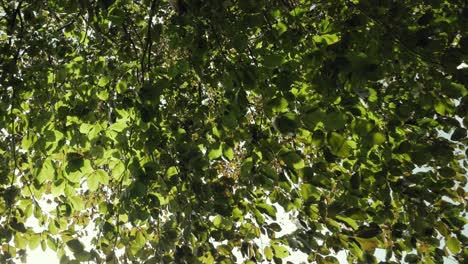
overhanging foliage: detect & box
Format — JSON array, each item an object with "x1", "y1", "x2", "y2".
[{"x1": 0, "y1": 0, "x2": 467, "y2": 263}]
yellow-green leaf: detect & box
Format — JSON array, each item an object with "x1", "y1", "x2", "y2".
[
  {"x1": 37, "y1": 159, "x2": 55, "y2": 184},
  {"x1": 223, "y1": 145, "x2": 234, "y2": 161},
  {"x1": 264, "y1": 246, "x2": 273, "y2": 261},
  {"x1": 272, "y1": 244, "x2": 289, "y2": 258},
  {"x1": 87, "y1": 173, "x2": 99, "y2": 191},
  {"x1": 446, "y1": 237, "x2": 461, "y2": 254},
  {"x1": 335, "y1": 215, "x2": 358, "y2": 230},
  {"x1": 208, "y1": 144, "x2": 222, "y2": 160},
  {"x1": 166, "y1": 166, "x2": 178, "y2": 178},
  {"x1": 28, "y1": 234, "x2": 41, "y2": 250}
]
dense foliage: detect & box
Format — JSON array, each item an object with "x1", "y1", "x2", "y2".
[{"x1": 1, "y1": 0, "x2": 467, "y2": 263}]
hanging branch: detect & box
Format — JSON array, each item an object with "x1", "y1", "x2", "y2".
[
  {"x1": 141, "y1": 0, "x2": 158, "y2": 78},
  {"x1": 122, "y1": 22, "x2": 142, "y2": 81},
  {"x1": 4, "y1": 1, "x2": 24, "y2": 229}
]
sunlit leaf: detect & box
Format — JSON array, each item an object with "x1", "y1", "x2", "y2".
[
  {"x1": 37, "y1": 159, "x2": 55, "y2": 184},
  {"x1": 28, "y1": 234, "x2": 41, "y2": 250},
  {"x1": 256, "y1": 203, "x2": 276, "y2": 219},
  {"x1": 446, "y1": 237, "x2": 461, "y2": 254},
  {"x1": 208, "y1": 143, "x2": 222, "y2": 160},
  {"x1": 271, "y1": 244, "x2": 289, "y2": 258},
  {"x1": 166, "y1": 166, "x2": 178, "y2": 178},
  {"x1": 223, "y1": 145, "x2": 234, "y2": 161},
  {"x1": 264, "y1": 246, "x2": 273, "y2": 261},
  {"x1": 87, "y1": 173, "x2": 99, "y2": 191}
]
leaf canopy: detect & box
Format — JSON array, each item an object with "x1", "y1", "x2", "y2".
[{"x1": 0, "y1": 0, "x2": 467, "y2": 263}]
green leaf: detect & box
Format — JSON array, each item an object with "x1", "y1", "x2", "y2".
[
  {"x1": 221, "y1": 112, "x2": 238, "y2": 129},
  {"x1": 372, "y1": 132, "x2": 386, "y2": 145},
  {"x1": 79, "y1": 123, "x2": 93, "y2": 134},
  {"x1": 151, "y1": 192, "x2": 168, "y2": 206},
  {"x1": 325, "y1": 110, "x2": 346, "y2": 130},
  {"x1": 271, "y1": 244, "x2": 289, "y2": 258},
  {"x1": 335, "y1": 215, "x2": 358, "y2": 230},
  {"x1": 223, "y1": 145, "x2": 234, "y2": 161},
  {"x1": 439, "y1": 167, "x2": 456, "y2": 178},
  {"x1": 3, "y1": 187, "x2": 19, "y2": 207},
  {"x1": 208, "y1": 143, "x2": 222, "y2": 160},
  {"x1": 216, "y1": 245, "x2": 232, "y2": 256},
  {"x1": 261, "y1": 165, "x2": 279, "y2": 181},
  {"x1": 445, "y1": 82, "x2": 467, "y2": 98},
  {"x1": 48, "y1": 220, "x2": 60, "y2": 235},
  {"x1": 404, "y1": 254, "x2": 419, "y2": 263},
  {"x1": 212, "y1": 215, "x2": 222, "y2": 227},
  {"x1": 281, "y1": 151, "x2": 305, "y2": 170},
  {"x1": 313, "y1": 34, "x2": 340, "y2": 45},
  {"x1": 29, "y1": 234, "x2": 41, "y2": 250},
  {"x1": 274, "y1": 21, "x2": 288, "y2": 35},
  {"x1": 47, "y1": 236, "x2": 58, "y2": 251},
  {"x1": 116, "y1": 80, "x2": 127, "y2": 93},
  {"x1": 328, "y1": 132, "x2": 345, "y2": 150},
  {"x1": 328, "y1": 132, "x2": 352, "y2": 157},
  {"x1": 240, "y1": 157, "x2": 254, "y2": 178},
  {"x1": 111, "y1": 161, "x2": 125, "y2": 180},
  {"x1": 300, "y1": 184, "x2": 320, "y2": 202},
  {"x1": 267, "y1": 96, "x2": 289, "y2": 113},
  {"x1": 70, "y1": 196, "x2": 85, "y2": 211},
  {"x1": 253, "y1": 208, "x2": 265, "y2": 224},
  {"x1": 273, "y1": 112, "x2": 300, "y2": 135},
  {"x1": 434, "y1": 101, "x2": 446, "y2": 115},
  {"x1": 134, "y1": 230, "x2": 146, "y2": 248},
  {"x1": 95, "y1": 169, "x2": 110, "y2": 185},
  {"x1": 14, "y1": 234, "x2": 27, "y2": 250},
  {"x1": 264, "y1": 246, "x2": 273, "y2": 261},
  {"x1": 451, "y1": 127, "x2": 466, "y2": 141},
  {"x1": 41, "y1": 239, "x2": 47, "y2": 251},
  {"x1": 66, "y1": 239, "x2": 84, "y2": 253},
  {"x1": 324, "y1": 256, "x2": 339, "y2": 264},
  {"x1": 232, "y1": 207, "x2": 244, "y2": 222},
  {"x1": 263, "y1": 54, "x2": 285, "y2": 68},
  {"x1": 65, "y1": 158, "x2": 93, "y2": 183},
  {"x1": 256, "y1": 203, "x2": 276, "y2": 219},
  {"x1": 268, "y1": 223, "x2": 282, "y2": 232},
  {"x1": 312, "y1": 130, "x2": 325, "y2": 146},
  {"x1": 354, "y1": 237, "x2": 380, "y2": 251},
  {"x1": 58, "y1": 203, "x2": 72, "y2": 217},
  {"x1": 446, "y1": 237, "x2": 461, "y2": 254},
  {"x1": 353, "y1": 118, "x2": 374, "y2": 136},
  {"x1": 87, "y1": 173, "x2": 99, "y2": 191},
  {"x1": 166, "y1": 166, "x2": 178, "y2": 178},
  {"x1": 37, "y1": 159, "x2": 55, "y2": 184},
  {"x1": 97, "y1": 89, "x2": 109, "y2": 101},
  {"x1": 98, "y1": 76, "x2": 110, "y2": 87},
  {"x1": 108, "y1": 121, "x2": 127, "y2": 132}
]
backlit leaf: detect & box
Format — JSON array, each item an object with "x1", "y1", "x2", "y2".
[
  {"x1": 87, "y1": 173, "x2": 99, "y2": 191},
  {"x1": 37, "y1": 159, "x2": 55, "y2": 184},
  {"x1": 446, "y1": 237, "x2": 461, "y2": 254},
  {"x1": 264, "y1": 246, "x2": 273, "y2": 261},
  {"x1": 208, "y1": 144, "x2": 222, "y2": 160},
  {"x1": 272, "y1": 244, "x2": 289, "y2": 258}
]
